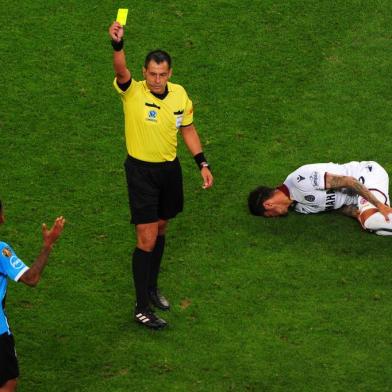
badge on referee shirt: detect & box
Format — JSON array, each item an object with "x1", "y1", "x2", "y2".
[{"x1": 146, "y1": 109, "x2": 158, "y2": 122}]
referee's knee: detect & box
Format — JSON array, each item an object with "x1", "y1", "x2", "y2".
[
  {"x1": 136, "y1": 222, "x2": 159, "y2": 251},
  {"x1": 136, "y1": 233, "x2": 158, "y2": 252}
]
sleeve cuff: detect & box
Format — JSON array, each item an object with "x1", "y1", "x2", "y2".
[
  {"x1": 113, "y1": 77, "x2": 132, "y2": 94},
  {"x1": 14, "y1": 266, "x2": 29, "y2": 282},
  {"x1": 180, "y1": 122, "x2": 193, "y2": 128}
]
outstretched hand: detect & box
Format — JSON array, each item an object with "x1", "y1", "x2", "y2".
[
  {"x1": 109, "y1": 21, "x2": 124, "y2": 42},
  {"x1": 42, "y1": 216, "x2": 65, "y2": 249},
  {"x1": 201, "y1": 167, "x2": 214, "y2": 189}
]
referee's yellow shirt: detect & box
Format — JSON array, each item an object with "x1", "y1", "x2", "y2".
[{"x1": 113, "y1": 79, "x2": 194, "y2": 162}]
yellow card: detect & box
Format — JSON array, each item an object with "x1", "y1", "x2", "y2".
[{"x1": 116, "y1": 8, "x2": 128, "y2": 26}]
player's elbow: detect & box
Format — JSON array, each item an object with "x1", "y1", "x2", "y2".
[
  {"x1": 19, "y1": 270, "x2": 41, "y2": 287},
  {"x1": 115, "y1": 68, "x2": 131, "y2": 83},
  {"x1": 24, "y1": 277, "x2": 40, "y2": 287},
  {"x1": 347, "y1": 176, "x2": 358, "y2": 187},
  {"x1": 115, "y1": 68, "x2": 127, "y2": 78}
]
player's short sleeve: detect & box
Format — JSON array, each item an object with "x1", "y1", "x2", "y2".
[
  {"x1": 113, "y1": 77, "x2": 136, "y2": 97},
  {"x1": 0, "y1": 242, "x2": 29, "y2": 282},
  {"x1": 181, "y1": 95, "x2": 193, "y2": 127}
]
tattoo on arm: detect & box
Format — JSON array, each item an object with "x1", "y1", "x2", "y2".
[
  {"x1": 350, "y1": 179, "x2": 382, "y2": 207},
  {"x1": 326, "y1": 173, "x2": 382, "y2": 208},
  {"x1": 326, "y1": 174, "x2": 349, "y2": 189}
]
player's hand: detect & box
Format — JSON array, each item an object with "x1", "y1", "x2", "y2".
[
  {"x1": 377, "y1": 204, "x2": 392, "y2": 221},
  {"x1": 109, "y1": 21, "x2": 124, "y2": 42},
  {"x1": 42, "y1": 216, "x2": 66, "y2": 249},
  {"x1": 201, "y1": 167, "x2": 213, "y2": 189}
]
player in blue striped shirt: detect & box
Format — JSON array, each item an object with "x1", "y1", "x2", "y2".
[{"x1": 0, "y1": 199, "x2": 65, "y2": 392}]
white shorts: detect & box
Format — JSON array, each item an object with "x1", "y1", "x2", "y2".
[{"x1": 357, "y1": 161, "x2": 390, "y2": 213}]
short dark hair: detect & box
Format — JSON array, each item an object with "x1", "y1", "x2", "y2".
[
  {"x1": 144, "y1": 49, "x2": 172, "y2": 69},
  {"x1": 248, "y1": 186, "x2": 276, "y2": 216}
]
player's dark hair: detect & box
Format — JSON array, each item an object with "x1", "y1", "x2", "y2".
[
  {"x1": 144, "y1": 49, "x2": 172, "y2": 69},
  {"x1": 248, "y1": 186, "x2": 276, "y2": 216}
]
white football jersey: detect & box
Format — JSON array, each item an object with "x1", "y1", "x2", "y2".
[{"x1": 283, "y1": 161, "x2": 370, "y2": 214}]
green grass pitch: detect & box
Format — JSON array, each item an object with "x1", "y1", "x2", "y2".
[{"x1": 1, "y1": 1, "x2": 392, "y2": 391}]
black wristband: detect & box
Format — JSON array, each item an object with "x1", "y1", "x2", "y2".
[
  {"x1": 111, "y1": 39, "x2": 124, "y2": 51},
  {"x1": 194, "y1": 152, "x2": 210, "y2": 171}
]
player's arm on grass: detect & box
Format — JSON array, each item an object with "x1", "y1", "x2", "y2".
[
  {"x1": 325, "y1": 173, "x2": 392, "y2": 220},
  {"x1": 180, "y1": 124, "x2": 213, "y2": 189},
  {"x1": 109, "y1": 21, "x2": 131, "y2": 84},
  {"x1": 19, "y1": 217, "x2": 65, "y2": 287}
]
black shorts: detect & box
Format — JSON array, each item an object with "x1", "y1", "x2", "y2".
[
  {"x1": 0, "y1": 333, "x2": 19, "y2": 386},
  {"x1": 124, "y1": 155, "x2": 184, "y2": 224}
]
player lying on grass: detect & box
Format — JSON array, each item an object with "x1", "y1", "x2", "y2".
[
  {"x1": 248, "y1": 161, "x2": 392, "y2": 235},
  {"x1": 0, "y1": 199, "x2": 65, "y2": 392}
]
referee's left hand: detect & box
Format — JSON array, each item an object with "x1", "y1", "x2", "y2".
[{"x1": 201, "y1": 167, "x2": 213, "y2": 189}]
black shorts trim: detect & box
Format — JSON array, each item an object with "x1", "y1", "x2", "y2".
[
  {"x1": 124, "y1": 155, "x2": 184, "y2": 225},
  {"x1": 0, "y1": 333, "x2": 19, "y2": 386}
]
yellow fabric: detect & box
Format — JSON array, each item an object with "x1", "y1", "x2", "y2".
[{"x1": 113, "y1": 79, "x2": 193, "y2": 162}]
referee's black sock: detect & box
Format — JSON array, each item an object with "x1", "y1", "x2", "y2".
[
  {"x1": 148, "y1": 235, "x2": 165, "y2": 291},
  {"x1": 132, "y1": 247, "x2": 152, "y2": 311}
]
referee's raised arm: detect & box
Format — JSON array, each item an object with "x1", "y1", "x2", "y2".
[{"x1": 109, "y1": 21, "x2": 131, "y2": 84}]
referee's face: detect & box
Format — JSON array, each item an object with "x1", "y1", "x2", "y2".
[{"x1": 143, "y1": 61, "x2": 172, "y2": 94}]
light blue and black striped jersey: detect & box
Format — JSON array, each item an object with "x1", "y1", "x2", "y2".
[{"x1": 0, "y1": 241, "x2": 29, "y2": 335}]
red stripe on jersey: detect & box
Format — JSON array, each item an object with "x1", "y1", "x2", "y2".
[{"x1": 277, "y1": 184, "x2": 290, "y2": 197}]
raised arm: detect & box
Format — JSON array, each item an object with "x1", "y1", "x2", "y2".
[
  {"x1": 109, "y1": 21, "x2": 131, "y2": 84},
  {"x1": 19, "y1": 217, "x2": 65, "y2": 287},
  {"x1": 180, "y1": 124, "x2": 213, "y2": 189},
  {"x1": 325, "y1": 173, "x2": 392, "y2": 220}
]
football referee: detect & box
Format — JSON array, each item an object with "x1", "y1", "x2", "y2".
[{"x1": 109, "y1": 22, "x2": 213, "y2": 330}]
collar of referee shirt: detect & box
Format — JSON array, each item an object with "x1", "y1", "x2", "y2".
[{"x1": 145, "y1": 83, "x2": 169, "y2": 100}]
